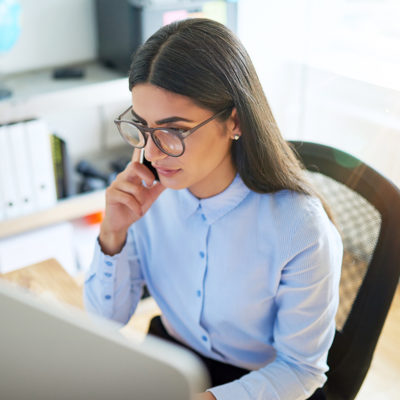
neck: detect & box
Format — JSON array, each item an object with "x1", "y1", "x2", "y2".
[{"x1": 189, "y1": 158, "x2": 237, "y2": 199}]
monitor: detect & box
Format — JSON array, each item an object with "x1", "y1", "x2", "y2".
[
  {"x1": 0, "y1": 279, "x2": 209, "y2": 399},
  {"x1": 96, "y1": 0, "x2": 238, "y2": 73}
]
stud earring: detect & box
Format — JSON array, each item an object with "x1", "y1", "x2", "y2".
[{"x1": 233, "y1": 134, "x2": 240, "y2": 141}]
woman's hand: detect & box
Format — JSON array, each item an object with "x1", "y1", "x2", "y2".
[
  {"x1": 193, "y1": 392, "x2": 216, "y2": 400},
  {"x1": 99, "y1": 149, "x2": 165, "y2": 255}
]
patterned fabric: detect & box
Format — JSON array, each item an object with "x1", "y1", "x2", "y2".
[{"x1": 305, "y1": 171, "x2": 381, "y2": 330}]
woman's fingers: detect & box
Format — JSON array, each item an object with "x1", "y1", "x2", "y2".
[
  {"x1": 106, "y1": 186, "x2": 143, "y2": 217},
  {"x1": 131, "y1": 148, "x2": 142, "y2": 163},
  {"x1": 124, "y1": 159, "x2": 157, "y2": 187},
  {"x1": 103, "y1": 147, "x2": 165, "y2": 226},
  {"x1": 113, "y1": 179, "x2": 148, "y2": 205},
  {"x1": 107, "y1": 167, "x2": 165, "y2": 216}
]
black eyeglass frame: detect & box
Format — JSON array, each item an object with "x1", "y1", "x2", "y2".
[{"x1": 114, "y1": 106, "x2": 229, "y2": 157}]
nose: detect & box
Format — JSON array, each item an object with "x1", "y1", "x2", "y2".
[{"x1": 144, "y1": 133, "x2": 167, "y2": 162}]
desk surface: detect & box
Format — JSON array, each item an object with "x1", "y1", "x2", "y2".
[
  {"x1": 0, "y1": 258, "x2": 161, "y2": 339},
  {"x1": 0, "y1": 258, "x2": 83, "y2": 309}
]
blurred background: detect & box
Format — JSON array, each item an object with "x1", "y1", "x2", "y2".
[{"x1": 0, "y1": 0, "x2": 399, "y2": 275}]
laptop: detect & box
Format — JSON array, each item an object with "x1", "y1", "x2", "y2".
[{"x1": 0, "y1": 279, "x2": 209, "y2": 400}]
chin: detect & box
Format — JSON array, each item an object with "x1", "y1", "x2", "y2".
[{"x1": 159, "y1": 174, "x2": 189, "y2": 191}]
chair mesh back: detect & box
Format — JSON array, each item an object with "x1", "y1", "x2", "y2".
[{"x1": 305, "y1": 171, "x2": 382, "y2": 331}]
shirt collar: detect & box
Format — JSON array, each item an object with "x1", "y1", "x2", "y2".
[{"x1": 178, "y1": 174, "x2": 250, "y2": 224}]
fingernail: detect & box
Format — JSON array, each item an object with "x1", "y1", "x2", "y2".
[{"x1": 142, "y1": 179, "x2": 155, "y2": 188}]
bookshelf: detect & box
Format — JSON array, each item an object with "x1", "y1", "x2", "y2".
[
  {"x1": 0, "y1": 190, "x2": 105, "y2": 239},
  {"x1": 0, "y1": 62, "x2": 129, "y2": 237},
  {"x1": 0, "y1": 62, "x2": 128, "y2": 125}
]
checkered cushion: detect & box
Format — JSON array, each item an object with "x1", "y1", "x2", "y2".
[{"x1": 305, "y1": 171, "x2": 381, "y2": 331}]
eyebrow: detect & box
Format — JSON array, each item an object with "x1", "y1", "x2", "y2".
[{"x1": 131, "y1": 108, "x2": 194, "y2": 125}]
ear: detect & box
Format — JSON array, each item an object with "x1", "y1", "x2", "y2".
[{"x1": 226, "y1": 107, "x2": 241, "y2": 139}]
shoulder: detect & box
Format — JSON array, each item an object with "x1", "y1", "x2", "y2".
[
  {"x1": 254, "y1": 189, "x2": 342, "y2": 252},
  {"x1": 254, "y1": 189, "x2": 327, "y2": 228}
]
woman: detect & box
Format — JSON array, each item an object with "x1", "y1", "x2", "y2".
[{"x1": 84, "y1": 18, "x2": 342, "y2": 400}]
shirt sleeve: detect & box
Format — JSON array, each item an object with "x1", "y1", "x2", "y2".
[
  {"x1": 208, "y1": 211, "x2": 343, "y2": 400},
  {"x1": 83, "y1": 228, "x2": 145, "y2": 325}
]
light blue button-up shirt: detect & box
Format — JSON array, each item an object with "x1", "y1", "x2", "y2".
[{"x1": 84, "y1": 174, "x2": 342, "y2": 399}]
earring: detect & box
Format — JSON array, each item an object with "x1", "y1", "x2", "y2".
[{"x1": 233, "y1": 134, "x2": 240, "y2": 141}]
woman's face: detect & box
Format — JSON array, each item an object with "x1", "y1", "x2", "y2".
[{"x1": 131, "y1": 83, "x2": 239, "y2": 198}]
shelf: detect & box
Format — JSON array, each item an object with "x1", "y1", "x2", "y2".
[
  {"x1": 0, "y1": 190, "x2": 105, "y2": 239},
  {"x1": 0, "y1": 62, "x2": 126, "y2": 239},
  {"x1": 0, "y1": 62, "x2": 130, "y2": 124}
]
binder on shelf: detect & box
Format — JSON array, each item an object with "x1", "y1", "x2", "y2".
[
  {"x1": 50, "y1": 134, "x2": 75, "y2": 199},
  {"x1": 0, "y1": 125, "x2": 21, "y2": 220},
  {"x1": 60, "y1": 135, "x2": 76, "y2": 198},
  {"x1": 7, "y1": 122, "x2": 36, "y2": 216},
  {"x1": 0, "y1": 167, "x2": 3, "y2": 221},
  {"x1": 0, "y1": 127, "x2": 3, "y2": 221},
  {"x1": 51, "y1": 134, "x2": 65, "y2": 199},
  {"x1": 24, "y1": 119, "x2": 57, "y2": 211}
]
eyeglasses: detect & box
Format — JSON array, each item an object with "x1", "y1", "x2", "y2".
[{"x1": 114, "y1": 106, "x2": 228, "y2": 157}]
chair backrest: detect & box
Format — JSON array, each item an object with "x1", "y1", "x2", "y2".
[{"x1": 290, "y1": 141, "x2": 400, "y2": 400}]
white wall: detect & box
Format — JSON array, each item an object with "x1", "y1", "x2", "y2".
[
  {"x1": 1, "y1": 0, "x2": 97, "y2": 74},
  {"x1": 238, "y1": 0, "x2": 400, "y2": 187},
  {"x1": 237, "y1": 0, "x2": 308, "y2": 139}
]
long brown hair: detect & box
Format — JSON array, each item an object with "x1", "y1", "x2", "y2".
[{"x1": 129, "y1": 18, "x2": 322, "y2": 204}]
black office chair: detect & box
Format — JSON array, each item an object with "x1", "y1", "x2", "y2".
[{"x1": 289, "y1": 141, "x2": 400, "y2": 400}]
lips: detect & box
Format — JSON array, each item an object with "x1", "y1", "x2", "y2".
[{"x1": 154, "y1": 166, "x2": 181, "y2": 177}]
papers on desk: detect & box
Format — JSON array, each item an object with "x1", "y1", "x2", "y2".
[{"x1": 0, "y1": 119, "x2": 58, "y2": 221}]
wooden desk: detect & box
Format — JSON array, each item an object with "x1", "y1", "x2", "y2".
[
  {"x1": 0, "y1": 258, "x2": 83, "y2": 310},
  {"x1": 0, "y1": 258, "x2": 160, "y2": 339}
]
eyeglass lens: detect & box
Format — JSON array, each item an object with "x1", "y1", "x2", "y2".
[
  {"x1": 118, "y1": 123, "x2": 145, "y2": 147},
  {"x1": 153, "y1": 130, "x2": 183, "y2": 155},
  {"x1": 118, "y1": 122, "x2": 183, "y2": 156}
]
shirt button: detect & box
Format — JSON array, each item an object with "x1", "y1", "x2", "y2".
[
  {"x1": 199, "y1": 251, "x2": 205, "y2": 258},
  {"x1": 202, "y1": 335, "x2": 208, "y2": 342},
  {"x1": 105, "y1": 261, "x2": 113, "y2": 267},
  {"x1": 105, "y1": 295, "x2": 111, "y2": 300},
  {"x1": 104, "y1": 272, "x2": 112, "y2": 278},
  {"x1": 201, "y1": 214, "x2": 206, "y2": 221},
  {"x1": 196, "y1": 290, "x2": 201, "y2": 297}
]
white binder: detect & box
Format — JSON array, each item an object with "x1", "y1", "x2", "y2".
[
  {"x1": 0, "y1": 125, "x2": 20, "y2": 219},
  {"x1": 0, "y1": 167, "x2": 3, "y2": 221},
  {"x1": 24, "y1": 119, "x2": 57, "y2": 210},
  {"x1": 7, "y1": 122, "x2": 36, "y2": 216},
  {"x1": 0, "y1": 126, "x2": 3, "y2": 221},
  {"x1": 0, "y1": 126, "x2": 5, "y2": 221}
]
